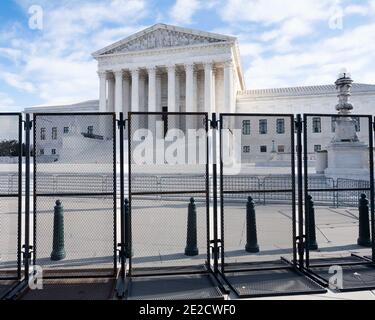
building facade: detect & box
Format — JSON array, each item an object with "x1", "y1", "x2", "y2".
[{"x1": 25, "y1": 24, "x2": 375, "y2": 163}]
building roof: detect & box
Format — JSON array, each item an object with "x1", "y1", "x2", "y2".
[
  {"x1": 92, "y1": 23, "x2": 237, "y2": 57},
  {"x1": 238, "y1": 83, "x2": 375, "y2": 98},
  {"x1": 24, "y1": 100, "x2": 99, "y2": 113}
]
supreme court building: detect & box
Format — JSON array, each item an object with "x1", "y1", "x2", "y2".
[{"x1": 25, "y1": 24, "x2": 375, "y2": 163}]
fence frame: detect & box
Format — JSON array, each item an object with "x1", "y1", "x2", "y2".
[
  {"x1": 302, "y1": 113, "x2": 375, "y2": 291},
  {"x1": 126, "y1": 111, "x2": 212, "y2": 278},
  {"x1": 0, "y1": 113, "x2": 23, "y2": 284},
  {"x1": 31, "y1": 112, "x2": 118, "y2": 280}
]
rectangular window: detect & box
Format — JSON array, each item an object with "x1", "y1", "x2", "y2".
[
  {"x1": 52, "y1": 127, "x2": 57, "y2": 140},
  {"x1": 260, "y1": 145, "x2": 267, "y2": 153},
  {"x1": 312, "y1": 117, "x2": 321, "y2": 133},
  {"x1": 314, "y1": 145, "x2": 322, "y2": 152},
  {"x1": 278, "y1": 145, "x2": 285, "y2": 153},
  {"x1": 259, "y1": 119, "x2": 267, "y2": 134},
  {"x1": 242, "y1": 120, "x2": 251, "y2": 135},
  {"x1": 87, "y1": 126, "x2": 94, "y2": 135},
  {"x1": 39, "y1": 148, "x2": 44, "y2": 155},
  {"x1": 40, "y1": 128, "x2": 46, "y2": 140},
  {"x1": 51, "y1": 149, "x2": 56, "y2": 155},
  {"x1": 276, "y1": 119, "x2": 285, "y2": 134},
  {"x1": 243, "y1": 146, "x2": 250, "y2": 153},
  {"x1": 63, "y1": 127, "x2": 69, "y2": 134}
]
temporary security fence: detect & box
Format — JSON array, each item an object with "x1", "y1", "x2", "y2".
[
  {"x1": 301, "y1": 114, "x2": 375, "y2": 292},
  {"x1": 123, "y1": 112, "x2": 223, "y2": 300},
  {"x1": 1, "y1": 111, "x2": 375, "y2": 300},
  {"x1": 0, "y1": 113, "x2": 22, "y2": 299},
  {"x1": 217, "y1": 114, "x2": 326, "y2": 298}
]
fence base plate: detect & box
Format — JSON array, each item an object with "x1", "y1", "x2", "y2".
[{"x1": 127, "y1": 274, "x2": 223, "y2": 300}]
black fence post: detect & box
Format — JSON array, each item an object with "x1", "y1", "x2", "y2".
[
  {"x1": 185, "y1": 197, "x2": 199, "y2": 256},
  {"x1": 50, "y1": 200, "x2": 66, "y2": 261},
  {"x1": 358, "y1": 194, "x2": 372, "y2": 247},
  {"x1": 306, "y1": 195, "x2": 318, "y2": 250},
  {"x1": 124, "y1": 198, "x2": 133, "y2": 258},
  {"x1": 245, "y1": 196, "x2": 260, "y2": 253}
]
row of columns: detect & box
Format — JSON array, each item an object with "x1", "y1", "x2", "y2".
[{"x1": 98, "y1": 61, "x2": 234, "y2": 115}]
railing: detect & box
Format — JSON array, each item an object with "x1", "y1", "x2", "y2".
[{"x1": 1, "y1": 172, "x2": 370, "y2": 207}]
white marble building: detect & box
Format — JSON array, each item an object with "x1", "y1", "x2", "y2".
[{"x1": 24, "y1": 24, "x2": 375, "y2": 162}]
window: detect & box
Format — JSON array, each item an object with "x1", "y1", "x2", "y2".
[
  {"x1": 40, "y1": 128, "x2": 46, "y2": 140},
  {"x1": 260, "y1": 145, "x2": 267, "y2": 153},
  {"x1": 39, "y1": 148, "x2": 44, "y2": 155},
  {"x1": 312, "y1": 117, "x2": 321, "y2": 133},
  {"x1": 259, "y1": 119, "x2": 267, "y2": 134},
  {"x1": 314, "y1": 145, "x2": 322, "y2": 152},
  {"x1": 51, "y1": 149, "x2": 56, "y2": 155},
  {"x1": 87, "y1": 126, "x2": 94, "y2": 135},
  {"x1": 52, "y1": 127, "x2": 57, "y2": 140},
  {"x1": 243, "y1": 146, "x2": 250, "y2": 153},
  {"x1": 242, "y1": 120, "x2": 251, "y2": 135},
  {"x1": 278, "y1": 145, "x2": 285, "y2": 153},
  {"x1": 63, "y1": 127, "x2": 69, "y2": 134},
  {"x1": 276, "y1": 119, "x2": 285, "y2": 134}
]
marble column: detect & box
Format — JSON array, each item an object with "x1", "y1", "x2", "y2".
[
  {"x1": 108, "y1": 75, "x2": 115, "y2": 112},
  {"x1": 98, "y1": 71, "x2": 107, "y2": 112},
  {"x1": 204, "y1": 62, "x2": 214, "y2": 114},
  {"x1": 185, "y1": 63, "x2": 194, "y2": 113},
  {"x1": 167, "y1": 65, "x2": 176, "y2": 112},
  {"x1": 123, "y1": 72, "x2": 131, "y2": 114},
  {"x1": 131, "y1": 68, "x2": 140, "y2": 112},
  {"x1": 131, "y1": 68, "x2": 140, "y2": 132},
  {"x1": 224, "y1": 61, "x2": 234, "y2": 113},
  {"x1": 148, "y1": 67, "x2": 157, "y2": 112},
  {"x1": 114, "y1": 70, "x2": 123, "y2": 114},
  {"x1": 148, "y1": 66, "x2": 157, "y2": 138}
]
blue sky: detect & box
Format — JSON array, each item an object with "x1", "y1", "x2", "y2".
[{"x1": 0, "y1": 0, "x2": 375, "y2": 111}]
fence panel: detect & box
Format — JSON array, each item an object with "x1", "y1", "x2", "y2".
[
  {"x1": 128, "y1": 112, "x2": 210, "y2": 275},
  {"x1": 0, "y1": 114, "x2": 22, "y2": 298},
  {"x1": 33, "y1": 113, "x2": 116, "y2": 278}
]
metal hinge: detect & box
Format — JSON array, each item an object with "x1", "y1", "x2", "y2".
[
  {"x1": 117, "y1": 119, "x2": 127, "y2": 129},
  {"x1": 209, "y1": 113, "x2": 219, "y2": 129},
  {"x1": 23, "y1": 120, "x2": 32, "y2": 130},
  {"x1": 294, "y1": 118, "x2": 303, "y2": 131}
]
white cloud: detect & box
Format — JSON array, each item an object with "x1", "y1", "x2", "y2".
[
  {"x1": 169, "y1": 0, "x2": 201, "y2": 24},
  {"x1": 0, "y1": 92, "x2": 15, "y2": 107},
  {"x1": 220, "y1": 0, "x2": 334, "y2": 24},
  {"x1": 1, "y1": 0, "x2": 150, "y2": 106},
  {"x1": 2, "y1": 72, "x2": 35, "y2": 93},
  {"x1": 245, "y1": 22, "x2": 375, "y2": 89}
]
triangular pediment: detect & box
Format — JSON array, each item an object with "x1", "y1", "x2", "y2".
[{"x1": 93, "y1": 24, "x2": 236, "y2": 56}]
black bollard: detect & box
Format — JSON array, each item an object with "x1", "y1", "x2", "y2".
[
  {"x1": 185, "y1": 198, "x2": 199, "y2": 256},
  {"x1": 245, "y1": 196, "x2": 260, "y2": 253},
  {"x1": 358, "y1": 194, "x2": 372, "y2": 247},
  {"x1": 50, "y1": 200, "x2": 66, "y2": 261},
  {"x1": 124, "y1": 198, "x2": 133, "y2": 258},
  {"x1": 306, "y1": 195, "x2": 318, "y2": 250}
]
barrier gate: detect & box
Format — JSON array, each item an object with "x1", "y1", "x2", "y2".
[
  {"x1": 16, "y1": 113, "x2": 118, "y2": 300},
  {"x1": 124, "y1": 112, "x2": 223, "y2": 300},
  {"x1": 2, "y1": 111, "x2": 375, "y2": 300},
  {"x1": 302, "y1": 114, "x2": 375, "y2": 292},
  {"x1": 217, "y1": 113, "x2": 325, "y2": 298},
  {"x1": 0, "y1": 113, "x2": 22, "y2": 299}
]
